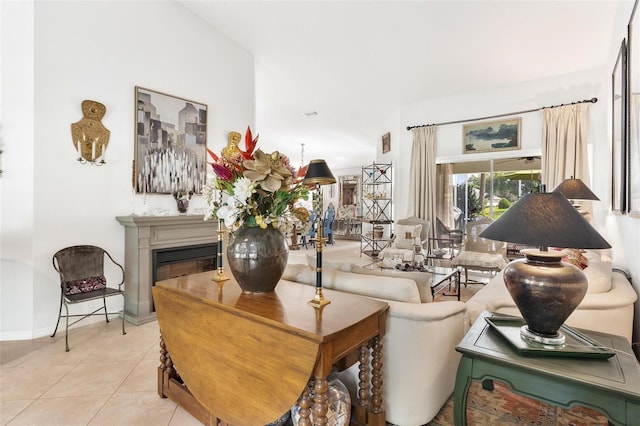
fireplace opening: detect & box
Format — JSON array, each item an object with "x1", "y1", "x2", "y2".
[{"x1": 152, "y1": 242, "x2": 218, "y2": 288}]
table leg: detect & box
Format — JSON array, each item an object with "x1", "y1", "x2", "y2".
[
  {"x1": 369, "y1": 336, "x2": 386, "y2": 425},
  {"x1": 297, "y1": 383, "x2": 313, "y2": 426},
  {"x1": 312, "y1": 376, "x2": 329, "y2": 425},
  {"x1": 455, "y1": 269, "x2": 461, "y2": 301},
  {"x1": 453, "y1": 356, "x2": 473, "y2": 426},
  {"x1": 355, "y1": 344, "x2": 370, "y2": 424}
]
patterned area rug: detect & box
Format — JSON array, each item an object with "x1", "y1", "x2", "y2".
[{"x1": 427, "y1": 380, "x2": 609, "y2": 425}]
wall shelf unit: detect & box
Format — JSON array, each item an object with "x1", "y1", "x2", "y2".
[{"x1": 360, "y1": 162, "x2": 392, "y2": 258}]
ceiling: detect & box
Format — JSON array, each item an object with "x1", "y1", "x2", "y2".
[{"x1": 180, "y1": 0, "x2": 627, "y2": 170}]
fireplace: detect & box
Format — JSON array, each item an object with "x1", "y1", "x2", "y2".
[
  {"x1": 117, "y1": 215, "x2": 220, "y2": 324},
  {"x1": 151, "y1": 242, "x2": 217, "y2": 311},
  {"x1": 153, "y1": 243, "x2": 217, "y2": 284}
]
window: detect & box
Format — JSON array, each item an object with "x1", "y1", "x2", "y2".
[{"x1": 438, "y1": 157, "x2": 541, "y2": 231}]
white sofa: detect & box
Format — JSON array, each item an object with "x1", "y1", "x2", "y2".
[
  {"x1": 466, "y1": 251, "x2": 637, "y2": 342},
  {"x1": 282, "y1": 262, "x2": 466, "y2": 426}
]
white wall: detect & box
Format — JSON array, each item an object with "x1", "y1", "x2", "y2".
[
  {"x1": 1, "y1": 0, "x2": 255, "y2": 339},
  {"x1": 0, "y1": 0, "x2": 36, "y2": 338},
  {"x1": 385, "y1": 0, "x2": 639, "y2": 349},
  {"x1": 393, "y1": 69, "x2": 605, "y2": 221}
]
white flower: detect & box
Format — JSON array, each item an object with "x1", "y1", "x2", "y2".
[
  {"x1": 217, "y1": 204, "x2": 239, "y2": 228},
  {"x1": 232, "y1": 177, "x2": 255, "y2": 206}
]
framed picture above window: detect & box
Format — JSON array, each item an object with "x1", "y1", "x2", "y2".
[
  {"x1": 463, "y1": 118, "x2": 521, "y2": 154},
  {"x1": 134, "y1": 86, "x2": 208, "y2": 194}
]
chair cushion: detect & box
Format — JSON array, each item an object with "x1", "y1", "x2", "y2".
[
  {"x1": 394, "y1": 224, "x2": 422, "y2": 249},
  {"x1": 451, "y1": 252, "x2": 506, "y2": 270},
  {"x1": 65, "y1": 275, "x2": 107, "y2": 295}
]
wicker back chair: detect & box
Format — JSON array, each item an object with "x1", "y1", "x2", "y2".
[{"x1": 51, "y1": 245, "x2": 126, "y2": 351}]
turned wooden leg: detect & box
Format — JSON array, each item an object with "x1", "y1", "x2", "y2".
[
  {"x1": 297, "y1": 382, "x2": 313, "y2": 426},
  {"x1": 158, "y1": 333, "x2": 167, "y2": 398},
  {"x1": 370, "y1": 336, "x2": 385, "y2": 425},
  {"x1": 313, "y1": 376, "x2": 329, "y2": 425},
  {"x1": 355, "y1": 343, "x2": 371, "y2": 424}
]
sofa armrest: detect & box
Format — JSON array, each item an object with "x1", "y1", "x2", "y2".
[
  {"x1": 339, "y1": 300, "x2": 466, "y2": 425},
  {"x1": 578, "y1": 271, "x2": 638, "y2": 309}
]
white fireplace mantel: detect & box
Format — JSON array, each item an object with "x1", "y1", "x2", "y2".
[{"x1": 116, "y1": 214, "x2": 219, "y2": 324}]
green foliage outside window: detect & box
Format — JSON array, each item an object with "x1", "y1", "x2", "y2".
[{"x1": 454, "y1": 171, "x2": 540, "y2": 221}]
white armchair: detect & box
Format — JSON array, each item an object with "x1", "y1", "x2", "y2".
[
  {"x1": 378, "y1": 217, "x2": 430, "y2": 262},
  {"x1": 451, "y1": 218, "x2": 507, "y2": 283}
]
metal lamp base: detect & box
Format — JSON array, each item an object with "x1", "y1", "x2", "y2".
[
  {"x1": 503, "y1": 249, "x2": 587, "y2": 344},
  {"x1": 211, "y1": 268, "x2": 230, "y2": 282},
  {"x1": 520, "y1": 325, "x2": 566, "y2": 345},
  {"x1": 308, "y1": 287, "x2": 331, "y2": 308}
]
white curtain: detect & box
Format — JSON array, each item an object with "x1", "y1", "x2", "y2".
[
  {"x1": 541, "y1": 103, "x2": 590, "y2": 190},
  {"x1": 409, "y1": 126, "x2": 437, "y2": 237},
  {"x1": 436, "y1": 163, "x2": 454, "y2": 228}
]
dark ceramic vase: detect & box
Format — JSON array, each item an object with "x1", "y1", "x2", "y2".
[
  {"x1": 503, "y1": 250, "x2": 588, "y2": 338},
  {"x1": 227, "y1": 225, "x2": 289, "y2": 293}
]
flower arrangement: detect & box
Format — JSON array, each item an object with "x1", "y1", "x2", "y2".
[{"x1": 204, "y1": 127, "x2": 310, "y2": 232}]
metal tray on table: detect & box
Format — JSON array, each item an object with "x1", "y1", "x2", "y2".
[{"x1": 484, "y1": 316, "x2": 616, "y2": 359}]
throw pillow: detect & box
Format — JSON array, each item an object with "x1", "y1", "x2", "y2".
[
  {"x1": 282, "y1": 263, "x2": 310, "y2": 282},
  {"x1": 305, "y1": 254, "x2": 352, "y2": 272},
  {"x1": 350, "y1": 264, "x2": 433, "y2": 303},
  {"x1": 283, "y1": 263, "x2": 422, "y2": 303},
  {"x1": 394, "y1": 224, "x2": 422, "y2": 250},
  {"x1": 65, "y1": 275, "x2": 107, "y2": 295},
  {"x1": 561, "y1": 249, "x2": 588, "y2": 270},
  {"x1": 582, "y1": 251, "x2": 612, "y2": 294}
]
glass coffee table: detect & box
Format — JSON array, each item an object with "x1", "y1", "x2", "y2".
[{"x1": 429, "y1": 266, "x2": 461, "y2": 301}]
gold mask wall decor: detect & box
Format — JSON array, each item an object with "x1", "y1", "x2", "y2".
[{"x1": 71, "y1": 100, "x2": 110, "y2": 165}]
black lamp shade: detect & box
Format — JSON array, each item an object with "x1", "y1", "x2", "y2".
[
  {"x1": 479, "y1": 192, "x2": 610, "y2": 249},
  {"x1": 552, "y1": 178, "x2": 600, "y2": 201},
  {"x1": 302, "y1": 159, "x2": 336, "y2": 186}
]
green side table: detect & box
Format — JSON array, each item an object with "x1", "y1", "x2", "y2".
[{"x1": 454, "y1": 311, "x2": 640, "y2": 426}]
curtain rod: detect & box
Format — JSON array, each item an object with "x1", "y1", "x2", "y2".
[{"x1": 406, "y1": 97, "x2": 598, "y2": 130}]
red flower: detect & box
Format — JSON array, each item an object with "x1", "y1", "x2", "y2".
[{"x1": 240, "y1": 126, "x2": 259, "y2": 159}]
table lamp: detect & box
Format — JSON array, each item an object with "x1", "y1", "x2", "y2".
[
  {"x1": 212, "y1": 190, "x2": 230, "y2": 282},
  {"x1": 552, "y1": 176, "x2": 600, "y2": 219},
  {"x1": 551, "y1": 176, "x2": 600, "y2": 201},
  {"x1": 479, "y1": 191, "x2": 610, "y2": 345},
  {"x1": 302, "y1": 159, "x2": 336, "y2": 308}
]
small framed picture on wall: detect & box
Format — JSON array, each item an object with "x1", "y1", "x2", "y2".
[{"x1": 382, "y1": 132, "x2": 391, "y2": 153}]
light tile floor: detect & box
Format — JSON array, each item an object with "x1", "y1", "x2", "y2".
[
  {"x1": 1, "y1": 239, "x2": 477, "y2": 426},
  {"x1": 0, "y1": 317, "x2": 204, "y2": 426},
  {"x1": 0, "y1": 239, "x2": 367, "y2": 426}
]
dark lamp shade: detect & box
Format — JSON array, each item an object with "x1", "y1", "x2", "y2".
[
  {"x1": 302, "y1": 159, "x2": 336, "y2": 186},
  {"x1": 479, "y1": 192, "x2": 610, "y2": 249},
  {"x1": 552, "y1": 178, "x2": 600, "y2": 201}
]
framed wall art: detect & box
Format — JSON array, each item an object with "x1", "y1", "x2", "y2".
[
  {"x1": 628, "y1": 2, "x2": 640, "y2": 215},
  {"x1": 612, "y1": 39, "x2": 627, "y2": 213},
  {"x1": 134, "y1": 86, "x2": 208, "y2": 194},
  {"x1": 382, "y1": 132, "x2": 391, "y2": 153},
  {"x1": 463, "y1": 118, "x2": 521, "y2": 154}
]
